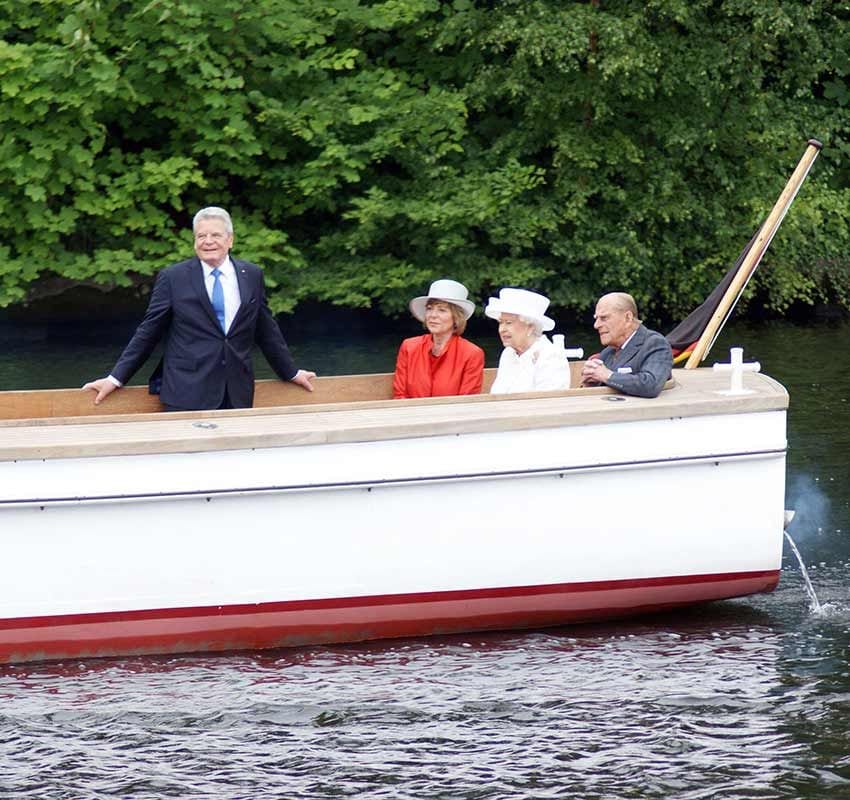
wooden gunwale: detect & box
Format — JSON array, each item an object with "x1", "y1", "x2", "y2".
[
  {"x1": 0, "y1": 367, "x2": 597, "y2": 428},
  {"x1": 0, "y1": 369, "x2": 787, "y2": 462}
]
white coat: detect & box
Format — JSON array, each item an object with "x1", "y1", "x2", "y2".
[{"x1": 490, "y1": 335, "x2": 571, "y2": 394}]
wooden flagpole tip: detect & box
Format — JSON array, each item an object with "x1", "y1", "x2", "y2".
[{"x1": 807, "y1": 138, "x2": 823, "y2": 150}]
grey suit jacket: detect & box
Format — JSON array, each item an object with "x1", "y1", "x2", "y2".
[{"x1": 599, "y1": 324, "x2": 672, "y2": 398}]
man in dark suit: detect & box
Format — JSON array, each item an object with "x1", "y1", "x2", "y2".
[
  {"x1": 83, "y1": 207, "x2": 315, "y2": 410},
  {"x1": 580, "y1": 292, "x2": 672, "y2": 398}
]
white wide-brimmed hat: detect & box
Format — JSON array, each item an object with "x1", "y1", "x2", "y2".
[
  {"x1": 484, "y1": 288, "x2": 555, "y2": 332},
  {"x1": 409, "y1": 279, "x2": 476, "y2": 322}
]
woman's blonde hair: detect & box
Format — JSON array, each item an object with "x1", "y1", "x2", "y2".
[{"x1": 424, "y1": 299, "x2": 468, "y2": 335}]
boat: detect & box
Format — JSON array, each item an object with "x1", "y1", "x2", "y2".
[{"x1": 0, "y1": 358, "x2": 788, "y2": 664}]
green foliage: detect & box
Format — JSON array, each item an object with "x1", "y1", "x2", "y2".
[{"x1": 1, "y1": 0, "x2": 849, "y2": 321}]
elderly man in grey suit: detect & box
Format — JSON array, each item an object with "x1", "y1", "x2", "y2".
[{"x1": 581, "y1": 292, "x2": 672, "y2": 398}]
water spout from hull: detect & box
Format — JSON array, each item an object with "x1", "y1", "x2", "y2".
[{"x1": 783, "y1": 520, "x2": 822, "y2": 613}]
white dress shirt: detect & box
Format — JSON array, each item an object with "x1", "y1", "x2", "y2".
[
  {"x1": 201, "y1": 256, "x2": 242, "y2": 334},
  {"x1": 490, "y1": 335, "x2": 571, "y2": 394}
]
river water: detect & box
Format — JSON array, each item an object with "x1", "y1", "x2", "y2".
[{"x1": 0, "y1": 315, "x2": 848, "y2": 799}]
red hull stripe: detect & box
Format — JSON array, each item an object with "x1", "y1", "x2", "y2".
[{"x1": 0, "y1": 571, "x2": 779, "y2": 664}]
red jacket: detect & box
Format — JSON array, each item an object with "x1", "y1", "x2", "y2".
[{"x1": 392, "y1": 334, "x2": 485, "y2": 399}]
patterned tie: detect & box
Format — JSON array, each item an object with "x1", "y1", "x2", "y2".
[{"x1": 211, "y1": 268, "x2": 226, "y2": 332}]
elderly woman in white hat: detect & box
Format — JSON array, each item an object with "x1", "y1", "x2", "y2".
[
  {"x1": 486, "y1": 288, "x2": 571, "y2": 394},
  {"x1": 392, "y1": 279, "x2": 485, "y2": 399}
]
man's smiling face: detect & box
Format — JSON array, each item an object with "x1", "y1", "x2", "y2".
[{"x1": 194, "y1": 218, "x2": 233, "y2": 267}]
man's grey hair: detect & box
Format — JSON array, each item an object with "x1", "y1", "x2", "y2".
[
  {"x1": 193, "y1": 207, "x2": 233, "y2": 235},
  {"x1": 603, "y1": 292, "x2": 642, "y2": 325}
]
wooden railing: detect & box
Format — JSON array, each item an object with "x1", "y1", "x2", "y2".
[{"x1": 0, "y1": 363, "x2": 593, "y2": 422}]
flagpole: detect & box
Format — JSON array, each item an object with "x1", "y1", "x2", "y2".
[{"x1": 683, "y1": 139, "x2": 822, "y2": 369}]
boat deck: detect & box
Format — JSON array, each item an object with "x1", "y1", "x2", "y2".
[{"x1": 0, "y1": 369, "x2": 788, "y2": 461}]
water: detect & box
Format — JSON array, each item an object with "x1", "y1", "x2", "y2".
[
  {"x1": 784, "y1": 531, "x2": 823, "y2": 613},
  {"x1": 1, "y1": 315, "x2": 849, "y2": 798},
  {"x1": 2, "y1": 590, "x2": 850, "y2": 799}
]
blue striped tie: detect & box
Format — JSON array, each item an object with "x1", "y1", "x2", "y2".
[{"x1": 211, "y1": 268, "x2": 226, "y2": 332}]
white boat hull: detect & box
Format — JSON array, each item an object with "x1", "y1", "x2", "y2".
[{"x1": 0, "y1": 370, "x2": 787, "y2": 662}]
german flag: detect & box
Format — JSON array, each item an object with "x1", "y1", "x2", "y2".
[
  {"x1": 666, "y1": 139, "x2": 822, "y2": 368},
  {"x1": 666, "y1": 231, "x2": 759, "y2": 365}
]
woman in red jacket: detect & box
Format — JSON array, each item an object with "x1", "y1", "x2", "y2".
[{"x1": 392, "y1": 279, "x2": 485, "y2": 399}]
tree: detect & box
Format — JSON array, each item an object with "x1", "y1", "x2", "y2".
[{"x1": 1, "y1": 0, "x2": 848, "y2": 319}]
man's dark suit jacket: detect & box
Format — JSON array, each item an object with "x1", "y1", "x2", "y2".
[
  {"x1": 599, "y1": 324, "x2": 673, "y2": 398},
  {"x1": 111, "y1": 256, "x2": 297, "y2": 410}
]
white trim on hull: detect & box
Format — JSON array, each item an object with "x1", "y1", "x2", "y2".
[
  {"x1": 0, "y1": 368, "x2": 788, "y2": 663},
  {"x1": 1, "y1": 408, "x2": 785, "y2": 504}
]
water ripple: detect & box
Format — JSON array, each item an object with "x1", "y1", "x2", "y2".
[{"x1": 2, "y1": 575, "x2": 850, "y2": 799}]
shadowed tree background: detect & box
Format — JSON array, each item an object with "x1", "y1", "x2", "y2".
[{"x1": 1, "y1": 0, "x2": 848, "y2": 321}]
